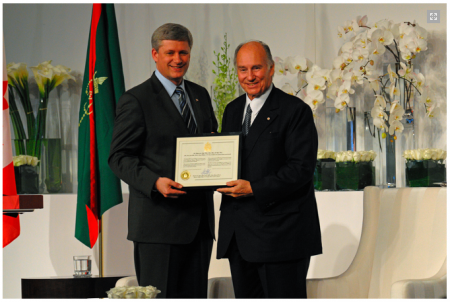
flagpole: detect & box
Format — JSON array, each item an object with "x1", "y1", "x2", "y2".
[{"x1": 99, "y1": 217, "x2": 103, "y2": 277}]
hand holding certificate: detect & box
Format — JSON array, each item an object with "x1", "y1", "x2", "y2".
[{"x1": 174, "y1": 133, "x2": 242, "y2": 189}]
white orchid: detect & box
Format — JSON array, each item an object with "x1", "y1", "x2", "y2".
[
  {"x1": 334, "y1": 93, "x2": 350, "y2": 110},
  {"x1": 389, "y1": 120, "x2": 404, "y2": 135},
  {"x1": 337, "y1": 80, "x2": 355, "y2": 96},
  {"x1": 374, "y1": 95, "x2": 386, "y2": 108},
  {"x1": 389, "y1": 82, "x2": 400, "y2": 99},
  {"x1": 373, "y1": 117, "x2": 387, "y2": 132},
  {"x1": 371, "y1": 106, "x2": 388, "y2": 120},
  {"x1": 426, "y1": 104, "x2": 440, "y2": 118},
  {"x1": 370, "y1": 40, "x2": 386, "y2": 56},
  {"x1": 281, "y1": 83, "x2": 295, "y2": 96},
  {"x1": 389, "y1": 106, "x2": 405, "y2": 122},
  {"x1": 371, "y1": 28, "x2": 394, "y2": 46},
  {"x1": 304, "y1": 90, "x2": 325, "y2": 110},
  {"x1": 352, "y1": 47, "x2": 369, "y2": 62}
]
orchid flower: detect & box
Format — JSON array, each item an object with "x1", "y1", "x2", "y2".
[
  {"x1": 371, "y1": 106, "x2": 388, "y2": 120},
  {"x1": 304, "y1": 90, "x2": 324, "y2": 110},
  {"x1": 389, "y1": 120, "x2": 404, "y2": 135},
  {"x1": 389, "y1": 106, "x2": 405, "y2": 122},
  {"x1": 334, "y1": 93, "x2": 350, "y2": 110},
  {"x1": 426, "y1": 104, "x2": 440, "y2": 118},
  {"x1": 373, "y1": 117, "x2": 387, "y2": 131},
  {"x1": 352, "y1": 47, "x2": 369, "y2": 62},
  {"x1": 371, "y1": 28, "x2": 394, "y2": 46},
  {"x1": 370, "y1": 40, "x2": 386, "y2": 56},
  {"x1": 337, "y1": 80, "x2": 355, "y2": 96},
  {"x1": 374, "y1": 95, "x2": 386, "y2": 108},
  {"x1": 281, "y1": 83, "x2": 295, "y2": 96}
]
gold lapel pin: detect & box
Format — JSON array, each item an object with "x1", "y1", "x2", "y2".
[
  {"x1": 196, "y1": 99, "x2": 199, "y2": 102},
  {"x1": 267, "y1": 117, "x2": 270, "y2": 120}
]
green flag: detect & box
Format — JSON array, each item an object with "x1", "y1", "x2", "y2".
[{"x1": 75, "y1": 4, "x2": 124, "y2": 248}]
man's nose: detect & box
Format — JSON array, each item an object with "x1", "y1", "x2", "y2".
[
  {"x1": 173, "y1": 53, "x2": 182, "y2": 64},
  {"x1": 247, "y1": 70, "x2": 255, "y2": 81}
]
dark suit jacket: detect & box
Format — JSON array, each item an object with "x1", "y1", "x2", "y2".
[
  {"x1": 217, "y1": 86, "x2": 322, "y2": 263},
  {"x1": 108, "y1": 72, "x2": 218, "y2": 244}
]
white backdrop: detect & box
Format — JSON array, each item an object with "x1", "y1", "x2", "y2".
[{"x1": 2, "y1": 3, "x2": 447, "y2": 298}]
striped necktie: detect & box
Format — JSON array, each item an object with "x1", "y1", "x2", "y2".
[
  {"x1": 174, "y1": 87, "x2": 196, "y2": 134},
  {"x1": 242, "y1": 104, "x2": 252, "y2": 136}
]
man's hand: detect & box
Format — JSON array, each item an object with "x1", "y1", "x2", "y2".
[
  {"x1": 155, "y1": 177, "x2": 186, "y2": 198},
  {"x1": 216, "y1": 179, "x2": 253, "y2": 198}
]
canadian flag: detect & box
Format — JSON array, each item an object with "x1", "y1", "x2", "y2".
[{"x1": 3, "y1": 36, "x2": 20, "y2": 247}]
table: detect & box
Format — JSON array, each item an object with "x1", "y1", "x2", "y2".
[{"x1": 21, "y1": 275, "x2": 126, "y2": 298}]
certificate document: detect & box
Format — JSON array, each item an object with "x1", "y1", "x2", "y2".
[{"x1": 174, "y1": 133, "x2": 241, "y2": 188}]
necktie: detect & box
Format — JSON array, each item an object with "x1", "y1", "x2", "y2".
[
  {"x1": 174, "y1": 87, "x2": 196, "y2": 134},
  {"x1": 242, "y1": 104, "x2": 252, "y2": 136}
]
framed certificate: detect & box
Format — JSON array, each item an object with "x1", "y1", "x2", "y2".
[{"x1": 174, "y1": 132, "x2": 242, "y2": 189}]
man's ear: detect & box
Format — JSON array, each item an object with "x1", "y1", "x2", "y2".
[{"x1": 151, "y1": 48, "x2": 158, "y2": 62}]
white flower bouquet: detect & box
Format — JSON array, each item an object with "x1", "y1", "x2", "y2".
[
  {"x1": 403, "y1": 148, "x2": 446, "y2": 187},
  {"x1": 314, "y1": 149, "x2": 337, "y2": 191},
  {"x1": 106, "y1": 285, "x2": 161, "y2": 299},
  {"x1": 335, "y1": 150, "x2": 377, "y2": 190}
]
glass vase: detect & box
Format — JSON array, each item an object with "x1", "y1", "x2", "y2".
[
  {"x1": 336, "y1": 161, "x2": 375, "y2": 191},
  {"x1": 405, "y1": 160, "x2": 446, "y2": 187},
  {"x1": 314, "y1": 159, "x2": 336, "y2": 191}
]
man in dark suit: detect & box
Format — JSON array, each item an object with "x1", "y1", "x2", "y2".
[
  {"x1": 108, "y1": 23, "x2": 217, "y2": 298},
  {"x1": 216, "y1": 41, "x2": 322, "y2": 298}
]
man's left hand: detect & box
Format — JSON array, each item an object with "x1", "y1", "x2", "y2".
[{"x1": 216, "y1": 179, "x2": 253, "y2": 198}]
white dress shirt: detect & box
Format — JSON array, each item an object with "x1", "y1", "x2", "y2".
[{"x1": 241, "y1": 84, "x2": 273, "y2": 126}]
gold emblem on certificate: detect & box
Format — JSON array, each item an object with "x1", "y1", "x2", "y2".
[
  {"x1": 204, "y1": 142, "x2": 212, "y2": 152},
  {"x1": 181, "y1": 170, "x2": 191, "y2": 180}
]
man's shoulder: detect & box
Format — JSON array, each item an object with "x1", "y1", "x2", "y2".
[
  {"x1": 273, "y1": 87, "x2": 309, "y2": 110},
  {"x1": 225, "y1": 94, "x2": 246, "y2": 110},
  {"x1": 184, "y1": 79, "x2": 208, "y2": 92}
]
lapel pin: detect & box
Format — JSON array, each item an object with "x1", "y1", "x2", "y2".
[
  {"x1": 267, "y1": 117, "x2": 270, "y2": 120},
  {"x1": 196, "y1": 99, "x2": 199, "y2": 102}
]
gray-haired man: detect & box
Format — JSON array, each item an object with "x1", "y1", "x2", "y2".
[{"x1": 109, "y1": 23, "x2": 217, "y2": 298}]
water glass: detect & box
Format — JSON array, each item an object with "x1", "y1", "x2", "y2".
[{"x1": 73, "y1": 255, "x2": 92, "y2": 277}]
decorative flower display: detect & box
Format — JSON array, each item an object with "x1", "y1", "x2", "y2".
[
  {"x1": 402, "y1": 148, "x2": 447, "y2": 161},
  {"x1": 106, "y1": 285, "x2": 161, "y2": 299},
  {"x1": 212, "y1": 33, "x2": 238, "y2": 132},
  {"x1": 7, "y1": 60, "x2": 75, "y2": 158},
  {"x1": 335, "y1": 150, "x2": 377, "y2": 162},
  {"x1": 317, "y1": 149, "x2": 336, "y2": 160},
  {"x1": 275, "y1": 55, "x2": 330, "y2": 117},
  {"x1": 12, "y1": 155, "x2": 40, "y2": 167},
  {"x1": 329, "y1": 15, "x2": 432, "y2": 139}
]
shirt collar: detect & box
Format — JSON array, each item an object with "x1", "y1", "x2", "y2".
[
  {"x1": 155, "y1": 69, "x2": 186, "y2": 97},
  {"x1": 245, "y1": 83, "x2": 273, "y2": 111}
]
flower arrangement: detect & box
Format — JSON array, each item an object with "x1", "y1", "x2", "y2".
[
  {"x1": 12, "y1": 155, "x2": 39, "y2": 167},
  {"x1": 106, "y1": 285, "x2": 161, "y2": 299},
  {"x1": 403, "y1": 148, "x2": 446, "y2": 187},
  {"x1": 275, "y1": 55, "x2": 330, "y2": 117},
  {"x1": 314, "y1": 149, "x2": 336, "y2": 191},
  {"x1": 12, "y1": 155, "x2": 40, "y2": 194},
  {"x1": 7, "y1": 60, "x2": 75, "y2": 158},
  {"x1": 335, "y1": 150, "x2": 377, "y2": 162},
  {"x1": 317, "y1": 149, "x2": 336, "y2": 160},
  {"x1": 212, "y1": 33, "x2": 238, "y2": 132},
  {"x1": 402, "y1": 148, "x2": 446, "y2": 162},
  {"x1": 329, "y1": 15, "x2": 432, "y2": 139}
]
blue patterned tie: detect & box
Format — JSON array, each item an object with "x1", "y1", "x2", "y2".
[
  {"x1": 242, "y1": 104, "x2": 252, "y2": 136},
  {"x1": 174, "y1": 87, "x2": 196, "y2": 134}
]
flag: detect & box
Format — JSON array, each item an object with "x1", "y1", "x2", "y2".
[
  {"x1": 3, "y1": 36, "x2": 20, "y2": 247},
  {"x1": 75, "y1": 4, "x2": 125, "y2": 248}
]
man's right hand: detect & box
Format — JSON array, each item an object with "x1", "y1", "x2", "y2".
[{"x1": 155, "y1": 177, "x2": 186, "y2": 198}]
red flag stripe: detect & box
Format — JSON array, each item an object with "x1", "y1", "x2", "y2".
[
  {"x1": 88, "y1": 4, "x2": 102, "y2": 223},
  {"x1": 3, "y1": 81, "x2": 8, "y2": 110},
  {"x1": 85, "y1": 205, "x2": 99, "y2": 248}
]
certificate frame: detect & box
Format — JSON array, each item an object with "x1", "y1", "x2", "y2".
[{"x1": 173, "y1": 132, "x2": 242, "y2": 190}]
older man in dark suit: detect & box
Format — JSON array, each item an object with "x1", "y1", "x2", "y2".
[
  {"x1": 216, "y1": 41, "x2": 322, "y2": 298},
  {"x1": 108, "y1": 23, "x2": 217, "y2": 298}
]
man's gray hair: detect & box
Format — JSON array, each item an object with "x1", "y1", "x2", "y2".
[
  {"x1": 233, "y1": 40, "x2": 275, "y2": 68},
  {"x1": 151, "y1": 23, "x2": 193, "y2": 51}
]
